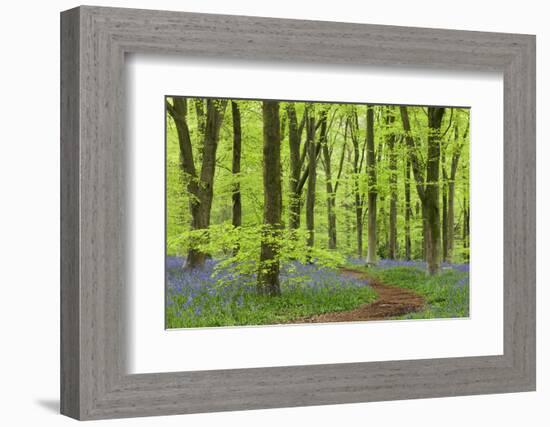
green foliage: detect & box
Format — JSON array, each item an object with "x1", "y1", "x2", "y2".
[
  {"x1": 167, "y1": 100, "x2": 470, "y2": 262},
  {"x1": 169, "y1": 222, "x2": 346, "y2": 288}
]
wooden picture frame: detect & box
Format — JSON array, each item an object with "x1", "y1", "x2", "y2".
[{"x1": 60, "y1": 5, "x2": 536, "y2": 420}]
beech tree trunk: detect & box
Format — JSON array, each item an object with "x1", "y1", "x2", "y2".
[
  {"x1": 422, "y1": 205, "x2": 428, "y2": 260},
  {"x1": 441, "y1": 163, "x2": 449, "y2": 262},
  {"x1": 400, "y1": 105, "x2": 444, "y2": 275},
  {"x1": 286, "y1": 103, "x2": 303, "y2": 232},
  {"x1": 257, "y1": 101, "x2": 282, "y2": 296},
  {"x1": 355, "y1": 195, "x2": 363, "y2": 257},
  {"x1": 166, "y1": 97, "x2": 227, "y2": 269},
  {"x1": 387, "y1": 109, "x2": 398, "y2": 259},
  {"x1": 350, "y1": 114, "x2": 364, "y2": 258},
  {"x1": 194, "y1": 99, "x2": 206, "y2": 147},
  {"x1": 404, "y1": 158, "x2": 412, "y2": 260},
  {"x1": 320, "y1": 111, "x2": 337, "y2": 249},
  {"x1": 344, "y1": 148, "x2": 353, "y2": 249},
  {"x1": 447, "y1": 122, "x2": 465, "y2": 261},
  {"x1": 447, "y1": 156, "x2": 459, "y2": 261},
  {"x1": 231, "y1": 101, "x2": 242, "y2": 253},
  {"x1": 366, "y1": 105, "x2": 377, "y2": 265},
  {"x1": 463, "y1": 194, "x2": 470, "y2": 252},
  {"x1": 424, "y1": 107, "x2": 445, "y2": 274},
  {"x1": 305, "y1": 107, "x2": 317, "y2": 260}
]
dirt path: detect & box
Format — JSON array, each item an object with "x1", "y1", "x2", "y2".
[{"x1": 293, "y1": 268, "x2": 426, "y2": 323}]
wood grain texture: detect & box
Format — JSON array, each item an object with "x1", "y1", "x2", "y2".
[
  {"x1": 60, "y1": 5, "x2": 536, "y2": 420},
  {"x1": 60, "y1": 7, "x2": 80, "y2": 419}
]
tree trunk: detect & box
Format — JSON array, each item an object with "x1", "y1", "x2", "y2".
[
  {"x1": 447, "y1": 123, "x2": 464, "y2": 262},
  {"x1": 305, "y1": 107, "x2": 317, "y2": 260},
  {"x1": 404, "y1": 158, "x2": 412, "y2": 260},
  {"x1": 320, "y1": 113, "x2": 337, "y2": 249},
  {"x1": 257, "y1": 101, "x2": 282, "y2": 296},
  {"x1": 463, "y1": 194, "x2": 470, "y2": 253},
  {"x1": 400, "y1": 105, "x2": 444, "y2": 274},
  {"x1": 447, "y1": 156, "x2": 459, "y2": 261},
  {"x1": 343, "y1": 148, "x2": 353, "y2": 251},
  {"x1": 350, "y1": 114, "x2": 363, "y2": 258},
  {"x1": 401, "y1": 106, "x2": 426, "y2": 262},
  {"x1": 387, "y1": 110, "x2": 397, "y2": 259},
  {"x1": 194, "y1": 99, "x2": 206, "y2": 154},
  {"x1": 355, "y1": 195, "x2": 363, "y2": 258},
  {"x1": 424, "y1": 107, "x2": 445, "y2": 274},
  {"x1": 366, "y1": 105, "x2": 377, "y2": 265},
  {"x1": 231, "y1": 101, "x2": 242, "y2": 253},
  {"x1": 286, "y1": 103, "x2": 303, "y2": 232},
  {"x1": 379, "y1": 194, "x2": 388, "y2": 258},
  {"x1": 326, "y1": 180, "x2": 337, "y2": 249},
  {"x1": 441, "y1": 174, "x2": 448, "y2": 262},
  {"x1": 422, "y1": 204, "x2": 428, "y2": 261},
  {"x1": 344, "y1": 199, "x2": 352, "y2": 250},
  {"x1": 166, "y1": 97, "x2": 227, "y2": 269}
]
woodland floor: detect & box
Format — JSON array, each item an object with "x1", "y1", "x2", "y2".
[{"x1": 290, "y1": 268, "x2": 426, "y2": 323}]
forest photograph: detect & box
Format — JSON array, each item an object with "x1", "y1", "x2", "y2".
[{"x1": 165, "y1": 96, "x2": 470, "y2": 329}]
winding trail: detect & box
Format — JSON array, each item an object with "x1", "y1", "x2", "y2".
[{"x1": 293, "y1": 267, "x2": 426, "y2": 323}]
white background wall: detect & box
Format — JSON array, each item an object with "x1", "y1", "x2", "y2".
[{"x1": 0, "y1": 0, "x2": 546, "y2": 425}]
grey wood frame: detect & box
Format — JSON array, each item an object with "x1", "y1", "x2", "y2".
[{"x1": 61, "y1": 5, "x2": 536, "y2": 421}]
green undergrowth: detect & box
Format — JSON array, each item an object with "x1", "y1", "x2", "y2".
[
  {"x1": 166, "y1": 262, "x2": 378, "y2": 328},
  {"x1": 350, "y1": 265, "x2": 470, "y2": 320}
]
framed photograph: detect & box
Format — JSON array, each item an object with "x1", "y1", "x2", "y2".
[{"x1": 60, "y1": 5, "x2": 536, "y2": 420}]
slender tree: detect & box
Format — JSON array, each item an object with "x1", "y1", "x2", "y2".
[
  {"x1": 440, "y1": 109, "x2": 455, "y2": 262},
  {"x1": 285, "y1": 103, "x2": 324, "y2": 240},
  {"x1": 257, "y1": 101, "x2": 282, "y2": 296},
  {"x1": 366, "y1": 105, "x2": 377, "y2": 265},
  {"x1": 350, "y1": 110, "x2": 365, "y2": 258},
  {"x1": 386, "y1": 108, "x2": 398, "y2": 259},
  {"x1": 404, "y1": 157, "x2": 412, "y2": 260},
  {"x1": 305, "y1": 106, "x2": 318, "y2": 260},
  {"x1": 231, "y1": 101, "x2": 242, "y2": 253},
  {"x1": 462, "y1": 168, "x2": 470, "y2": 255},
  {"x1": 446, "y1": 118, "x2": 468, "y2": 261},
  {"x1": 322, "y1": 116, "x2": 346, "y2": 250},
  {"x1": 286, "y1": 103, "x2": 305, "y2": 231},
  {"x1": 342, "y1": 146, "x2": 354, "y2": 250},
  {"x1": 463, "y1": 201, "x2": 470, "y2": 251},
  {"x1": 166, "y1": 97, "x2": 227, "y2": 269},
  {"x1": 441, "y1": 148, "x2": 449, "y2": 261}
]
